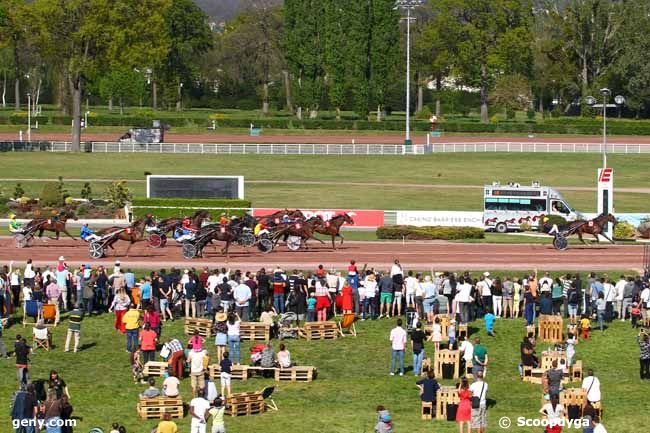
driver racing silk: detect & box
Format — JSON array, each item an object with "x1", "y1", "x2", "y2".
[
  {"x1": 9, "y1": 219, "x2": 22, "y2": 232},
  {"x1": 254, "y1": 223, "x2": 263, "y2": 236}
]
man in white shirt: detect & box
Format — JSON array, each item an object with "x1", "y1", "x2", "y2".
[
  {"x1": 189, "y1": 394, "x2": 211, "y2": 433},
  {"x1": 233, "y1": 282, "x2": 252, "y2": 321},
  {"x1": 581, "y1": 369, "x2": 601, "y2": 403},
  {"x1": 456, "y1": 277, "x2": 473, "y2": 323},
  {"x1": 404, "y1": 271, "x2": 419, "y2": 309},
  {"x1": 162, "y1": 374, "x2": 180, "y2": 397},
  {"x1": 458, "y1": 335, "x2": 474, "y2": 374},
  {"x1": 477, "y1": 276, "x2": 492, "y2": 313},
  {"x1": 640, "y1": 286, "x2": 650, "y2": 321},
  {"x1": 539, "y1": 272, "x2": 553, "y2": 291},
  {"x1": 602, "y1": 278, "x2": 615, "y2": 322},
  {"x1": 389, "y1": 318, "x2": 407, "y2": 376},
  {"x1": 187, "y1": 349, "x2": 207, "y2": 397},
  {"x1": 614, "y1": 275, "x2": 627, "y2": 321},
  {"x1": 469, "y1": 371, "x2": 488, "y2": 433},
  {"x1": 207, "y1": 270, "x2": 220, "y2": 294}
]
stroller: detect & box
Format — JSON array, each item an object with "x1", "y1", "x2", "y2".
[
  {"x1": 406, "y1": 307, "x2": 419, "y2": 332},
  {"x1": 277, "y1": 312, "x2": 298, "y2": 340}
]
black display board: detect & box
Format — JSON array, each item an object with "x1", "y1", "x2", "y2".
[{"x1": 147, "y1": 176, "x2": 244, "y2": 199}]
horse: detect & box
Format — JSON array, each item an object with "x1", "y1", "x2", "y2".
[
  {"x1": 314, "y1": 213, "x2": 355, "y2": 250},
  {"x1": 156, "y1": 210, "x2": 212, "y2": 235},
  {"x1": 272, "y1": 216, "x2": 325, "y2": 250},
  {"x1": 97, "y1": 214, "x2": 156, "y2": 256},
  {"x1": 567, "y1": 213, "x2": 618, "y2": 244},
  {"x1": 258, "y1": 209, "x2": 305, "y2": 225},
  {"x1": 23, "y1": 210, "x2": 78, "y2": 240},
  {"x1": 193, "y1": 223, "x2": 243, "y2": 259}
]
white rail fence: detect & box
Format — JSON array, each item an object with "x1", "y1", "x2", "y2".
[{"x1": 428, "y1": 142, "x2": 650, "y2": 153}]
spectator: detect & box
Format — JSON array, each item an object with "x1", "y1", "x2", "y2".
[
  {"x1": 64, "y1": 305, "x2": 83, "y2": 353},
  {"x1": 580, "y1": 315, "x2": 591, "y2": 340},
  {"x1": 189, "y1": 391, "x2": 211, "y2": 433},
  {"x1": 208, "y1": 397, "x2": 226, "y2": 433},
  {"x1": 314, "y1": 278, "x2": 331, "y2": 322},
  {"x1": 140, "y1": 377, "x2": 160, "y2": 399},
  {"x1": 213, "y1": 310, "x2": 229, "y2": 361},
  {"x1": 164, "y1": 338, "x2": 184, "y2": 379},
  {"x1": 456, "y1": 377, "x2": 472, "y2": 433},
  {"x1": 139, "y1": 324, "x2": 158, "y2": 364},
  {"x1": 566, "y1": 332, "x2": 577, "y2": 366},
  {"x1": 226, "y1": 313, "x2": 241, "y2": 364},
  {"x1": 144, "y1": 305, "x2": 162, "y2": 336},
  {"x1": 260, "y1": 342, "x2": 276, "y2": 369},
  {"x1": 591, "y1": 415, "x2": 608, "y2": 433},
  {"x1": 459, "y1": 335, "x2": 474, "y2": 374},
  {"x1": 484, "y1": 308, "x2": 496, "y2": 337},
  {"x1": 82, "y1": 269, "x2": 96, "y2": 315},
  {"x1": 546, "y1": 360, "x2": 564, "y2": 397},
  {"x1": 469, "y1": 370, "x2": 488, "y2": 433},
  {"x1": 220, "y1": 351, "x2": 232, "y2": 397},
  {"x1": 184, "y1": 271, "x2": 198, "y2": 318},
  {"x1": 122, "y1": 304, "x2": 141, "y2": 353},
  {"x1": 11, "y1": 384, "x2": 38, "y2": 433},
  {"x1": 581, "y1": 369, "x2": 601, "y2": 404},
  {"x1": 162, "y1": 373, "x2": 180, "y2": 398},
  {"x1": 233, "y1": 279, "x2": 252, "y2": 321},
  {"x1": 416, "y1": 369, "x2": 440, "y2": 405},
  {"x1": 639, "y1": 331, "x2": 650, "y2": 380},
  {"x1": 567, "y1": 283, "x2": 579, "y2": 324},
  {"x1": 596, "y1": 293, "x2": 606, "y2": 333},
  {"x1": 187, "y1": 347, "x2": 207, "y2": 398},
  {"x1": 272, "y1": 271, "x2": 286, "y2": 314},
  {"x1": 540, "y1": 393, "x2": 565, "y2": 433},
  {"x1": 389, "y1": 318, "x2": 407, "y2": 376},
  {"x1": 15, "y1": 335, "x2": 30, "y2": 385},
  {"x1": 155, "y1": 412, "x2": 177, "y2": 433},
  {"x1": 378, "y1": 271, "x2": 394, "y2": 319},
  {"x1": 43, "y1": 389, "x2": 62, "y2": 433},
  {"x1": 524, "y1": 285, "x2": 536, "y2": 326},
  {"x1": 472, "y1": 337, "x2": 488, "y2": 378},
  {"x1": 277, "y1": 343, "x2": 292, "y2": 368},
  {"x1": 520, "y1": 334, "x2": 538, "y2": 376},
  {"x1": 0, "y1": 317, "x2": 7, "y2": 359},
  {"x1": 109, "y1": 289, "x2": 130, "y2": 334},
  {"x1": 307, "y1": 293, "x2": 317, "y2": 322},
  {"x1": 411, "y1": 321, "x2": 426, "y2": 376}
]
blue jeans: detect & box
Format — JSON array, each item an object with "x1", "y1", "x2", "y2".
[
  {"x1": 126, "y1": 329, "x2": 139, "y2": 352},
  {"x1": 14, "y1": 419, "x2": 35, "y2": 433},
  {"x1": 46, "y1": 417, "x2": 62, "y2": 433},
  {"x1": 228, "y1": 335, "x2": 241, "y2": 364},
  {"x1": 273, "y1": 294, "x2": 285, "y2": 313},
  {"x1": 362, "y1": 298, "x2": 372, "y2": 319},
  {"x1": 413, "y1": 350, "x2": 425, "y2": 376},
  {"x1": 525, "y1": 303, "x2": 535, "y2": 325},
  {"x1": 390, "y1": 349, "x2": 404, "y2": 374},
  {"x1": 598, "y1": 310, "x2": 605, "y2": 331},
  {"x1": 83, "y1": 298, "x2": 93, "y2": 315}
]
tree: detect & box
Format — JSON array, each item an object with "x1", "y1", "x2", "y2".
[
  {"x1": 27, "y1": 0, "x2": 171, "y2": 151},
  {"x1": 323, "y1": 0, "x2": 347, "y2": 120},
  {"x1": 0, "y1": 0, "x2": 27, "y2": 110},
  {"x1": 99, "y1": 69, "x2": 146, "y2": 114},
  {"x1": 369, "y1": 0, "x2": 400, "y2": 121},
  {"x1": 489, "y1": 73, "x2": 532, "y2": 118},
  {"x1": 432, "y1": 0, "x2": 533, "y2": 122},
  {"x1": 345, "y1": 0, "x2": 371, "y2": 118}
]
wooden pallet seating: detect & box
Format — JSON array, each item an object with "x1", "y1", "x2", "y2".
[
  {"x1": 137, "y1": 397, "x2": 183, "y2": 420},
  {"x1": 457, "y1": 324, "x2": 468, "y2": 340},
  {"x1": 240, "y1": 322, "x2": 271, "y2": 341},
  {"x1": 434, "y1": 350, "x2": 461, "y2": 380},
  {"x1": 274, "y1": 366, "x2": 317, "y2": 382},
  {"x1": 143, "y1": 361, "x2": 169, "y2": 377},
  {"x1": 538, "y1": 315, "x2": 563, "y2": 343},
  {"x1": 559, "y1": 387, "x2": 587, "y2": 408},
  {"x1": 208, "y1": 364, "x2": 250, "y2": 381},
  {"x1": 421, "y1": 401, "x2": 434, "y2": 420},
  {"x1": 226, "y1": 391, "x2": 265, "y2": 417},
  {"x1": 300, "y1": 321, "x2": 338, "y2": 340},
  {"x1": 571, "y1": 360, "x2": 583, "y2": 382},
  {"x1": 184, "y1": 317, "x2": 213, "y2": 338},
  {"x1": 435, "y1": 386, "x2": 460, "y2": 420}
]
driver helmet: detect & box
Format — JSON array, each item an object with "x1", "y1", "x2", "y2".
[
  {"x1": 543, "y1": 217, "x2": 549, "y2": 223},
  {"x1": 83, "y1": 223, "x2": 89, "y2": 227},
  {"x1": 9, "y1": 213, "x2": 16, "y2": 219},
  {"x1": 231, "y1": 215, "x2": 239, "y2": 220}
]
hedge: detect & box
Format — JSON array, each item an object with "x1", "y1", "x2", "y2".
[
  {"x1": 376, "y1": 225, "x2": 484, "y2": 240},
  {"x1": 130, "y1": 198, "x2": 251, "y2": 219}
]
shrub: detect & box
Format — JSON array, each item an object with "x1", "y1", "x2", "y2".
[
  {"x1": 41, "y1": 182, "x2": 63, "y2": 207},
  {"x1": 14, "y1": 183, "x2": 25, "y2": 199},
  {"x1": 376, "y1": 225, "x2": 484, "y2": 240},
  {"x1": 64, "y1": 196, "x2": 74, "y2": 205},
  {"x1": 80, "y1": 182, "x2": 92, "y2": 200},
  {"x1": 614, "y1": 222, "x2": 636, "y2": 240},
  {"x1": 76, "y1": 204, "x2": 89, "y2": 216},
  {"x1": 527, "y1": 108, "x2": 536, "y2": 120},
  {"x1": 104, "y1": 181, "x2": 132, "y2": 208},
  {"x1": 519, "y1": 222, "x2": 532, "y2": 232},
  {"x1": 415, "y1": 106, "x2": 432, "y2": 120},
  {"x1": 19, "y1": 196, "x2": 30, "y2": 204},
  {"x1": 57, "y1": 176, "x2": 69, "y2": 201}
]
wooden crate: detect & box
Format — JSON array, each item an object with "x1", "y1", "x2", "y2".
[
  {"x1": 572, "y1": 360, "x2": 583, "y2": 382},
  {"x1": 421, "y1": 401, "x2": 434, "y2": 420},
  {"x1": 184, "y1": 317, "x2": 213, "y2": 338},
  {"x1": 434, "y1": 349, "x2": 461, "y2": 379},
  {"x1": 435, "y1": 386, "x2": 460, "y2": 420},
  {"x1": 208, "y1": 364, "x2": 249, "y2": 381},
  {"x1": 137, "y1": 397, "x2": 183, "y2": 420},
  {"x1": 457, "y1": 324, "x2": 468, "y2": 340},
  {"x1": 559, "y1": 387, "x2": 587, "y2": 408},
  {"x1": 538, "y1": 315, "x2": 563, "y2": 343},
  {"x1": 274, "y1": 366, "x2": 316, "y2": 382},
  {"x1": 540, "y1": 351, "x2": 567, "y2": 371},
  {"x1": 143, "y1": 361, "x2": 168, "y2": 377},
  {"x1": 464, "y1": 359, "x2": 473, "y2": 379},
  {"x1": 226, "y1": 391, "x2": 265, "y2": 417},
  {"x1": 240, "y1": 322, "x2": 271, "y2": 341},
  {"x1": 301, "y1": 321, "x2": 338, "y2": 340}
]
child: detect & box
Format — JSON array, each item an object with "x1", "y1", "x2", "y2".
[
  {"x1": 429, "y1": 317, "x2": 442, "y2": 351},
  {"x1": 209, "y1": 397, "x2": 226, "y2": 433},
  {"x1": 631, "y1": 302, "x2": 642, "y2": 328},
  {"x1": 131, "y1": 350, "x2": 145, "y2": 384},
  {"x1": 307, "y1": 293, "x2": 317, "y2": 322},
  {"x1": 566, "y1": 332, "x2": 577, "y2": 366},
  {"x1": 220, "y1": 352, "x2": 232, "y2": 398},
  {"x1": 580, "y1": 315, "x2": 591, "y2": 340},
  {"x1": 484, "y1": 308, "x2": 496, "y2": 337},
  {"x1": 374, "y1": 405, "x2": 393, "y2": 433},
  {"x1": 448, "y1": 319, "x2": 456, "y2": 349},
  {"x1": 109, "y1": 423, "x2": 120, "y2": 433}
]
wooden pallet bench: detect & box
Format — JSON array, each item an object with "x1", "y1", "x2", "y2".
[
  {"x1": 457, "y1": 323, "x2": 468, "y2": 340},
  {"x1": 434, "y1": 349, "x2": 461, "y2": 380},
  {"x1": 572, "y1": 360, "x2": 583, "y2": 382},
  {"x1": 208, "y1": 364, "x2": 250, "y2": 381},
  {"x1": 226, "y1": 391, "x2": 265, "y2": 417},
  {"x1": 435, "y1": 386, "x2": 460, "y2": 420},
  {"x1": 184, "y1": 317, "x2": 213, "y2": 338},
  {"x1": 143, "y1": 361, "x2": 169, "y2": 377},
  {"x1": 274, "y1": 366, "x2": 316, "y2": 382},
  {"x1": 426, "y1": 314, "x2": 451, "y2": 341},
  {"x1": 137, "y1": 397, "x2": 183, "y2": 420},
  {"x1": 300, "y1": 321, "x2": 338, "y2": 340},
  {"x1": 240, "y1": 322, "x2": 271, "y2": 341},
  {"x1": 538, "y1": 315, "x2": 563, "y2": 343}
]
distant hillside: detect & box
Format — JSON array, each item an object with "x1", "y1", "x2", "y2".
[{"x1": 195, "y1": 0, "x2": 281, "y2": 22}]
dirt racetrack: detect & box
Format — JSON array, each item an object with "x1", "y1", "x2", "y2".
[{"x1": 0, "y1": 237, "x2": 644, "y2": 272}]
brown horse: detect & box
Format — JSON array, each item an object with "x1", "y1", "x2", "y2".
[
  {"x1": 156, "y1": 210, "x2": 212, "y2": 234},
  {"x1": 272, "y1": 216, "x2": 325, "y2": 250},
  {"x1": 97, "y1": 214, "x2": 156, "y2": 256},
  {"x1": 23, "y1": 210, "x2": 78, "y2": 240},
  {"x1": 258, "y1": 209, "x2": 306, "y2": 225},
  {"x1": 568, "y1": 213, "x2": 617, "y2": 244},
  {"x1": 189, "y1": 223, "x2": 242, "y2": 259},
  {"x1": 314, "y1": 213, "x2": 355, "y2": 249}
]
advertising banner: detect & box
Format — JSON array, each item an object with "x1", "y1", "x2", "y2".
[{"x1": 395, "y1": 211, "x2": 484, "y2": 228}]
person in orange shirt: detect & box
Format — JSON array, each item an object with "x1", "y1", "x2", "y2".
[
  {"x1": 139, "y1": 323, "x2": 158, "y2": 365},
  {"x1": 529, "y1": 269, "x2": 539, "y2": 299}
]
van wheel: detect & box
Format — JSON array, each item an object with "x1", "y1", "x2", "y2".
[{"x1": 495, "y1": 222, "x2": 508, "y2": 234}]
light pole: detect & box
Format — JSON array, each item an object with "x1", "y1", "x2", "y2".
[
  {"x1": 395, "y1": 0, "x2": 422, "y2": 148},
  {"x1": 585, "y1": 89, "x2": 625, "y2": 169},
  {"x1": 27, "y1": 92, "x2": 31, "y2": 142}
]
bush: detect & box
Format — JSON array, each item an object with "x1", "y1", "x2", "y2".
[
  {"x1": 14, "y1": 183, "x2": 25, "y2": 199},
  {"x1": 614, "y1": 222, "x2": 636, "y2": 240},
  {"x1": 519, "y1": 222, "x2": 532, "y2": 232},
  {"x1": 376, "y1": 225, "x2": 484, "y2": 240},
  {"x1": 104, "y1": 181, "x2": 132, "y2": 208},
  {"x1": 527, "y1": 108, "x2": 536, "y2": 120},
  {"x1": 81, "y1": 182, "x2": 92, "y2": 200},
  {"x1": 415, "y1": 106, "x2": 432, "y2": 120},
  {"x1": 40, "y1": 182, "x2": 63, "y2": 207}
]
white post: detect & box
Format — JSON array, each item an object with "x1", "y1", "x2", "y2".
[
  {"x1": 405, "y1": 7, "x2": 411, "y2": 147},
  {"x1": 603, "y1": 94, "x2": 608, "y2": 169},
  {"x1": 27, "y1": 94, "x2": 31, "y2": 142}
]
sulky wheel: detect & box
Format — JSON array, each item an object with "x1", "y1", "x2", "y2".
[
  {"x1": 89, "y1": 242, "x2": 105, "y2": 259},
  {"x1": 148, "y1": 233, "x2": 163, "y2": 248},
  {"x1": 14, "y1": 233, "x2": 27, "y2": 248},
  {"x1": 257, "y1": 238, "x2": 274, "y2": 254},
  {"x1": 553, "y1": 235, "x2": 568, "y2": 251},
  {"x1": 286, "y1": 235, "x2": 302, "y2": 251},
  {"x1": 182, "y1": 242, "x2": 197, "y2": 259},
  {"x1": 238, "y1": 232, "x2": 255, "y2": 247}
]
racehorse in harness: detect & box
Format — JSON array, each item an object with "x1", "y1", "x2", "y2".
[
  {"x1": 258, "y1": 209, "x2": 305, "y2": 225},
  {"x1": 25, "y1": 210, "x2": 78, "y2": 240},
  {"x1": 314, "y1": 213, "x2": 355, "y2": 249},
  {"x1": 199, "y1": 223, "x2": 242, "y2": 258},
  {"x1": 96, "y1": 214, "x2": 156, "y2": 256},
  {"x1": 568, "y1": 213, "x2": 618, "y2": 244},
  {"x1": 274, "y1": 216, "x2": 325, "y2": 249},
  {"x1": 157, "y1": 210, "x2": 211, "y2": 237}
]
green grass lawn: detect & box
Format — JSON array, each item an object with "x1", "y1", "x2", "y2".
[
  {"x1": 1, "y1": 152, "x2": 649, "y2": 213},
  {"x1": 0, "y1": 297, "x2": 645, "y2": 433}
]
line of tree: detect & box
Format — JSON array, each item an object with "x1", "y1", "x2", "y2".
[{"x1": 3, "y1": 0, "x2": 650, "y2": 149}]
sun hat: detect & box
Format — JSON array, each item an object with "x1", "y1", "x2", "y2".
[
  {"x1": 483, "y1": 272, "x2": 490, "y2": 277},
  {"x1": 215, "y1": 312, "x2": 228, "y2": 322},
  {"x1": 58, "y1": 256, "x2": 65, "y2": 261}
]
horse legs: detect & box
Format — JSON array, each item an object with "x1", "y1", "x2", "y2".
[
  {"x1": 124, "y1": 241, "x2": 134, "y2": 257},
  {"x1": 61, "y1": 228, "x2": 76, "y2": 241},
  {"x1": 331, "y1": 235, "x2": 336, "y2": 250},
  {"x1": 592, "y1": 233, "x2": 600, "y2": 243},
  {"x1": 599, "y1": 232, "x2": 615, "y2": 244},
  {"x1": 578, "y1": 232, "x2": 586, "y2": 245},
  {"x1": 338, "y1": 232, "x2": 345, "y2": 245}
]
